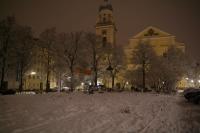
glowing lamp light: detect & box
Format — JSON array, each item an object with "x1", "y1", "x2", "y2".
[
  {"x1": 30, "y1": 72, "x2": 36, "y2": 75},
  {"x1": 191, "y1": 80, "x2": 194, "y2": 83},
  {"x1": 198, "y1": 80, "x2": 200, "y2": 83},
  {"x1": 81, "y1": 82, "x2": 84, "y2": 86},
  {"x1": 185, "y1": 78, "x2": 189, "y2": 80}
]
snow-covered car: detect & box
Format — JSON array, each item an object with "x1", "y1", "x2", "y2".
[
  {"x1": 61, "y1": 86, "x2": 70, "y2": 92},
  {"x1": 183, "y1": 88, "x2": 200, "y2": 104}
]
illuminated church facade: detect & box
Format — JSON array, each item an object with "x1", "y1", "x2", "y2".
[
  {"x1": 96, "y1": 0, "x2": 186, "y2": 88},
  {"x1": 124, "y1": 26, "x2": 185, "y2": 70}
]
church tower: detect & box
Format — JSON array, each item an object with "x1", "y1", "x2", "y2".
[{"x1": 96, "y1": 0, "x2": 117, "y2": 46}]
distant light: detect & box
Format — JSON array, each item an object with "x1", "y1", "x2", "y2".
[
  {"x1": 185, "y1": 78, "x2": 189, "y2": 80},
  {"x1": 126, "y1": 82, "x2": 129, "y2": 85},
  {"x1": 162, "y1": 81, "x2": 165, "y2": 84},
  {"x1": 198, "y1": 80, "x2": 200, "y2": 83},
  {"x1": 31, "y1": 72, "x2": 36, "y2": 75},
  {"x1": 191, "y1": 80, "x2": 194, "y2": 83},
  {"x1": 97, "y1": 81, "x2": 102, "y2": 86},
  {"x1": 67, "y1": 77, "x2": 71, "y2": 81},
  {"x1": 89, "y1": 82, "x2": 92, "y2": 85},
  {"x1": 81, "y1": 82, "x2": 84, "y2": 86}
]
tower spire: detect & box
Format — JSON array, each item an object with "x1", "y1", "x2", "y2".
[
  {"x1": 99, "y1": 0, "x2": 113, "y2": 12},
  {"x1": 96, "y1": 0, "x2": 117, "y2": 46}
]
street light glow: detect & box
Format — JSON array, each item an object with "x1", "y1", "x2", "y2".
[
  {"x1": 191, "y1": 80, "x2": 194, "y2": 83},
  {"x1": 30, "y1": 71, "x2": 36, "y2": 75}
]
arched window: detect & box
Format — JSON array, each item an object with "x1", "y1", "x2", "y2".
[
  {"x1": 103, "y1": 14, "x2": 106, "y2": 22},
  {"x1": 108, "y1": 14, "x2": 111, "y2": 22},
  {"x1": 99, "y1": 15, "x2": 102, "y2": 22},
  {"x1": 103, "y1": 37, "x2": 107, "y2": 47},
  {"x1": 103, "y1": 17, "x2": 106, "y2": 22},
  {"x1": 102, "y1": 30, "x2": 107, "y2": 46}
]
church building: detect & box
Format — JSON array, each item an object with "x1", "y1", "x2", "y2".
[
  {"x1": 96, "y1": 0, "x2": 186, "y2": 89},
  {"x1": 125, "y1": 26, "x2": 185, "y2": 70}
]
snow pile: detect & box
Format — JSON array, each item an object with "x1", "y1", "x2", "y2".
[{"x1": 0, "y1": 92, "x2": 200, "y2": 133}]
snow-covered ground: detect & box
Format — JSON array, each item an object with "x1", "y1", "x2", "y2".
[{"x1": 0, "y1": 92, "x2": 200, "y2": 133}]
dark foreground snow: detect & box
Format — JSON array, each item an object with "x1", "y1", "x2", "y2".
[{"x1": 0, "y1": 92, "x2": 200, "y2": 133}]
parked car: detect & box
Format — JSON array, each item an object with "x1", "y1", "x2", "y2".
[
  {"x1": 183, "y1": 88, "x2": 200, "y2": 104},
  {"x1": 0, "y1": 89, "x2": 16, "y2": 95}
]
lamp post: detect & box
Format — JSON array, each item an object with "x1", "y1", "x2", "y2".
[{"x1": 106, "y1": 65, "x2": 113, "y2": 89}]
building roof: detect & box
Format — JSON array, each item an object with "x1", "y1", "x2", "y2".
[{"x1": 132, "y1": 26, "x2": 173, "y2": 39}]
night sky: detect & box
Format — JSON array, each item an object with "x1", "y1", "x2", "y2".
[{"x1": 0, "y1": 0, "x2": 200, "y2": 60}]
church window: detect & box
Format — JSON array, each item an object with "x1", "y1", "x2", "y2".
[
  {"x1": 99, "y1": 15, "x2": 102, "y2": 22},
  {"x1": 103, "y1": 17, "x2": 106, "y2": 22},
  {"x1": 102, "y1": 30, "x2": 107, "y2": 36},
  {"x1": 108, "y1": 14, "x2": 111, "y2": 22},
  {"x1": 163, "y1": 52, "x2": 167, "y2": 58},
  {"x1": 103, "y1": 37, "x2": 107, "y2": 47}
]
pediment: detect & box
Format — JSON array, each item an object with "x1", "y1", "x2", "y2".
[{"x1": 132, "y1": 26, "x2": 172, "y2": 39}]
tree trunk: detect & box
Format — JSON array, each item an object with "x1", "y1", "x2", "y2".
[
  {"x1": 142, "y1": 61, "x2": 146, "y2": 92},
  {"x1": 70, "y1": 67, "x2": 74, "y2": 92},
  {"x1": 59, "y1": 72, "x2": 62, "y2": 92},
  {"x1": 0, "y1": 57, "x2": 6, "y2": 90},
  {"x1": 112, "y1": 74, "x2": 115, "y2": 89},
  {"x1": 46, "y1": 71, "x2": 50, "y2": 92},
  {"x1": 94, "y1": 70, "x2": 98, "y2": 86},
  {"x1": 46, "y1": 56, "x2": 50, "y2": 92},
  {"x1": 19, "y1": 64, "x2": 24, "y2": 92}
]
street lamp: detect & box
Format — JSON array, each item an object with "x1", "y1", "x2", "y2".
[
  {"x1": 106, "y1": 65, "x2": 113, "y2": 89},
  {"x1": 30, "y1": 71, "x2": 36, "y2": 75}
]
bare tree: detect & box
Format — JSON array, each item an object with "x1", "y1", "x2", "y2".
[
  {"x1": 84, "y1": 32, "x2": 106, "y2": 86},
  {"x1": 131, "y1": 41, "x2": 157, "y2": 91},
  {"x1": 162, "y1": 45, "x2": 186, "y2": 92},
  {"x1": 147, "y1": 45, "x2": 186, "y2": 93},
  {"x1": 106, "y1": 45, "x2": 125, "y2": 89},
  {"x1": 39, "y1": 28, "x2": 57, "y2": 92},
  {"x1": 13, "y1": 25, "x2": 34, "y2": 91},
  {"x1": 0, "y1": 16, "x2": 16, "y2": 90},
  {"x1": 57, "y1": 32, "x2": 83, "y2": 91}
]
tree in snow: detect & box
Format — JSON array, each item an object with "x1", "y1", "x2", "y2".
[
  {"x1": 13, "y1": 25, "x2": 34, "y2": 91},
  {"x1": 84, "y1": 32, "x2": 107, "y2": 86},
  {"x1": 57, "y1": 32, "x2": 84, "y2": 91},
  {"x1": 0, "y1": 16, "x2": 16, "y2": 90},
  {"x1": 131, "y1": 41, "x2": 157, "y2": 91},
  {"x1": 106, "y1": 45, "x2": 125, "y2": 89},
  {"x1": 39, "y1": 28, "x2": 57, "y2": 92},
  {"x1": 147, "y1": 45, "x2": 186, "y2": 93}
]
